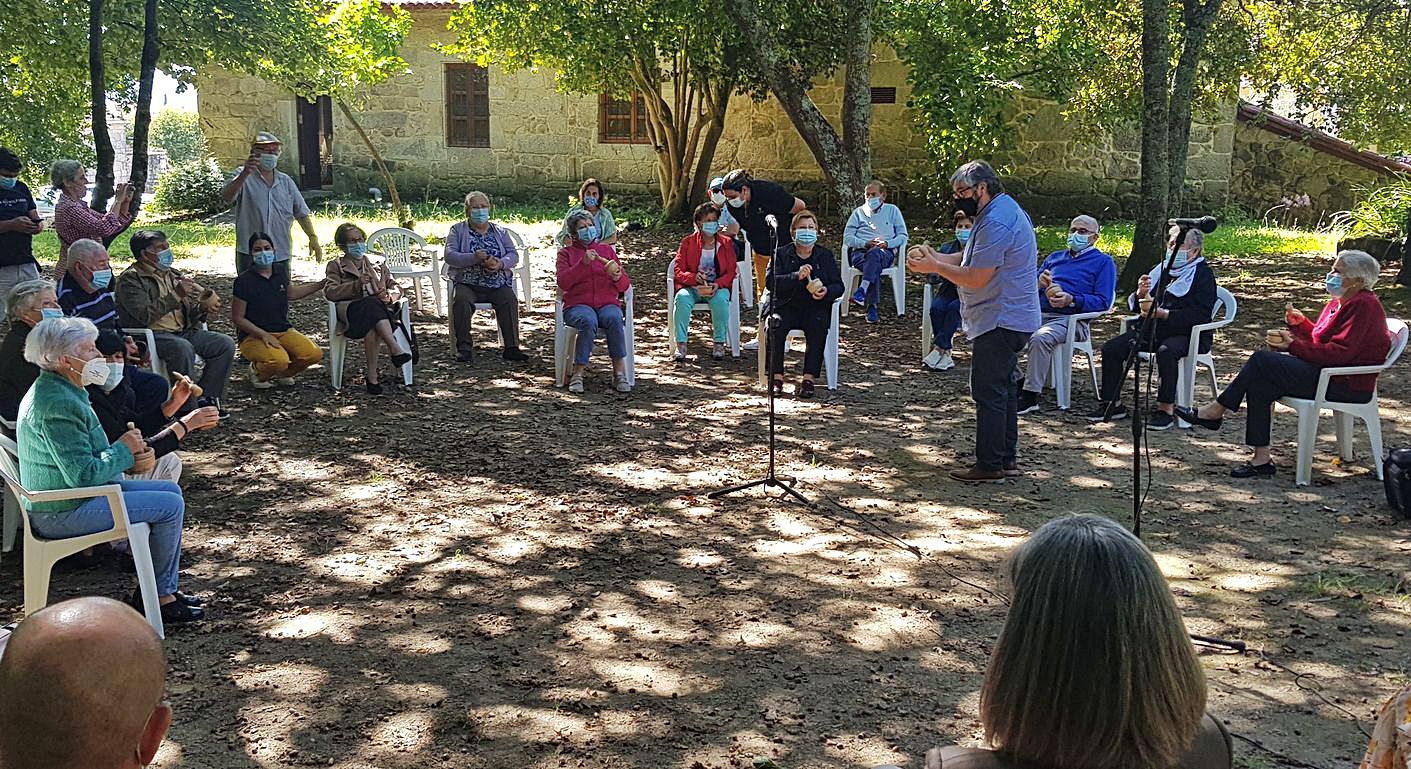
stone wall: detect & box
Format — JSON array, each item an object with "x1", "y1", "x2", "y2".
[
  {"x1": 1230, "y1": 122, "x2": 1389, "y2": 223},
  {"x1": 197, "y1": 68, "x2": 299, "y2": 177},
  {"x1": 991, "y1": 94, "x2": 1235, "y2": 221}
]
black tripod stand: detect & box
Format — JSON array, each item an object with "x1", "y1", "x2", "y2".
[{"x1": 709, "y1": 220, "x2": 816, "y2": 509}]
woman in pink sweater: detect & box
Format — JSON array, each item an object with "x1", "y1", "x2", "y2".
[{"x1": 556, "y1": 210, "x2": 632, "y2": 393}]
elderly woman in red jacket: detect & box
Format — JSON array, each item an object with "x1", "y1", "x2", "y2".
[
  {"x1": 1177, "y1": 250, "x2": 1392, "y2": 478},
  {"x1": 672, "y1": 203, "x2": 738, "y2": 362},
  {"x1": 557, "y1": 210, "x2": 632, "y2": 394}
]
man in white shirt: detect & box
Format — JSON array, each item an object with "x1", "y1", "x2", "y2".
[{"x1": 221, "y1": 131, "x2": 321, "y2": 281}]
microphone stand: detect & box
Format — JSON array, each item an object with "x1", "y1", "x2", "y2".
[
  {"x1": 709, "y1": 218, "x2": 816, "y2": 509},
  {"x1": 1110, "y1": 223, "x2": 1245, "y2": 653}
]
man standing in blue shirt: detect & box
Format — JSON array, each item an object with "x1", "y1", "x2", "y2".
[
  {"x1": 1017, "y1": 215, "x2": 1117, "y2": 415},
  {"x1": 908, "y1": 161, "x2": 1040, "y2": 482}
]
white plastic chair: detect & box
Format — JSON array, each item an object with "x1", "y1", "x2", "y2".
[
  {"x1": 122, "y1": 327, "x2": 169, "y2": 380},
  {"x1": 327, "y1": 300, "x2": 414, "y2": 390},
  {"x1": 839, "y1": 222, "x2": 906, "y2": 317},
  {"x1": 1, "y1": 416, "x2": 16, "y2": 557},
  {"x1": 664, "y1": 257, "x2": 741, "y2": 358},
  {"x1": 738, "y1": 235, "x2": 756, "y2": 309},
  {"x1": 369, "y1": 227, "x2": 443, "y2": 317},
  {"x1": 0, "y1": 434, "x2": 165, "y2": 638},
  {"x1": 756, "y1": 291, "x2": 842, "y2": 390},
  {"x1": 1120, "y1": 286, "x2": 1238, "y2": 418},
  {"x1": 554, "y1": 288, "x2": 636, "y2": 387},
  {"x1": 1050, "y1": 309, "x2": 1109, "y2": 410},
  {"x1": 1277, "y1": 318, "x2": 1408, "y2": 486}
]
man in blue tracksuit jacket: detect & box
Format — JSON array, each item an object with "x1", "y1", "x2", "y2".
[{"x1": 1017, "y1": 214, "x2": 1117, "y2": 414}]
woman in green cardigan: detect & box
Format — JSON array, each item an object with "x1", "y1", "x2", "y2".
[{"x1": 16, "y1": 317, "x2": 204, "y2": 623}]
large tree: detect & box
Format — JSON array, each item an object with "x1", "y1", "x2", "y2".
[
  {"x1": 720, "y1": 0, "x2": 876, "y2": 207},
  {"x1": 444, "y1": 0, "x2": 746, "y2": 220}
]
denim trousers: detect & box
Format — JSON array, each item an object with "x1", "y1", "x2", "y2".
[
  {"x1": 930, "y1": 297, "x2": 963, "y2": 350},
  {"x1": 30, "y1": 479, "x2": 185, "y2": 595},
  {"x1": 564, "y1": 303, "x2": 627, "y2": 365},
  {"x1": 673, "y1": 287, "x2": 731, "y2": 344},
  {"x1": 848, "y1": 247, "x2": 895, "y2": 307}
]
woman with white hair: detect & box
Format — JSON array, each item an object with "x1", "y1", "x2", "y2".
[
  {"x1": 912, "y1": 514, "x2": 1230, "y2": 769},
  {"x1": 16, "y1": 316, "x2": 204, "y2": 623},
  {"x1": 49, "y1": 159, "x2": 135, "y2": 276},
  {"x1": 1178, "y1": 250, "x2": 1392, "y2": 478},
  {"x1": 444, "y1": 190, "x2": 528, "y2": 363},
  {"x1": 0, "y1": 279, "x2": 62, "y2": 423}
]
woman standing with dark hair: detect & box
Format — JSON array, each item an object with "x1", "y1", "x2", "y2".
[
  {"x1": 916, "y1": 514, "x2": 1230, "y2": 769},
  {"x1": 720, "y1": 169, "x2": 806, "y2": 307},
  {"x1": 323, "y1": 222, "x2": 413, "y2": 395},
  {"x1": 765, "y1": 210, "x2": 841, "y2": 399}
]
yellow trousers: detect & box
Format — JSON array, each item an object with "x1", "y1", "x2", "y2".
[
  {"x1": 238, "y1": 329, "x2": 323, "y2": 381},
  {"x1": 754, "y1": 252, "x2": 770, "y2": 302}
]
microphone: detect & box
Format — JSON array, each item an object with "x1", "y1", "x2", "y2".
[
  {"x1": 765, "y1": 214, "x2": 778, "y2": 229},
  {"x1": 1168, "y1": 216, "x2": 1218, "y2": 233}
]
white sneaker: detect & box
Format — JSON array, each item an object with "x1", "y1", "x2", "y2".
[
  {"x1": 924, "y1": 349, "x2": 956, "y2": 370},
  {"x1": 275, "y1": 377, "x2": 297, "y2": 386},
  {"x1": 742, "y1": 339, "x2": 759, "y2": 352},
  {"x1": 614, "y1": 373, "x2": 632, "y2": 393},
  {"x1": 248, "y1": 368, "x2": 274, "y2": 389},
  {"x1": 568, "y1": 373, "x2": 585, "y2": 393}
]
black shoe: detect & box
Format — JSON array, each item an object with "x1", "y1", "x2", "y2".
[
  {"x1": 366, "y1": 381, "x2": 383, "y2": 395},
  {"x1": 390, "y1": 352, "x2": 413, "y2": 368},
  {"x1": 456, "y1": 351, "x2": 475, "y2": 364},
  {"x1": 1086, "y1": 402, "x2": 1127, "y2": 422},
  {"x1": 1231, "y1": 462, "x2": 1277, "y2": 478},
  {"x1": 1017, "y1": 390, "x2": 1040, "y2": 415},
  {"x1": 1002, "y1": 461, "x2": 1022, "y2": 478},
  {"x1": 1147, "y1": 410, "x2": 1175, "y2": 431},
  {"x1": 502, "y1": 347, "x2": 530, "y2": 362},
  {"x1": 174, "y1": 591, "x2": 205, "y2": 607},
  {"x1": 1174, "y1": 405, "x2": 1222, "y2": 431},
  {"x1": 798, "y1": 379, "x2": 816, "y2": 399},
  {"x1": 770, "y1": 378, "x2": 785, "y2": 396},
  {"x1": 129, "y1": 589, "x2": 205, "y2": 623},
  {"x1": 197, "y1": 397, "x2": 230, "y2": 420}
]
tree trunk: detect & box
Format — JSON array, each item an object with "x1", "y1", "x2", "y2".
[
  {"x1": 337, "y1": 100, "x2": 408, "y2": 226},
  {"x1": 124, "y1": 0, "x2": 159, "y2": 220},
  {"x1": 1121, "y1": 0, "x2": 1173, "y2": 290},
  {"x1": 1165, "y1": 0, "x2": 1223, "y2": 216},
  {"x1": 88, "y1": 0, "x2": 115, "y2": 213},
  {"x1": 840, "y1": 0, "x2": 876, "y2": 193},
  {"x1": 689, "y1": 80, "x2": 733, "y2": 208},
  {"x1": 721, "y1": 0, "x2": 867, "y2": 209}
]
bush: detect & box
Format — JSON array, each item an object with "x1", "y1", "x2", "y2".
[
  {"x1": 150, "y1": 159, "x2": 226, "y2": 215},
  {"x1": 1333, "y1": 177, "x2": 1411, "y2": 238},
  {"x1": 149, "y1": 109, "x2": 208, "y2": 166}
]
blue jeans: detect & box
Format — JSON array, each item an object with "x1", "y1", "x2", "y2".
[
  {"x1": 673, "y1": 287, "x2": 731, "y2": 344},
  {"x1": 930, "y1": 297, "x2": 963, "y2": 349},
  {"x1": 849, "y1": 247, "x2": 896, "y2": 307},
  {"x1": 30, "y1": 480, "x2": 185, "y2": 595},
  {"x1": 564, "y1": 304, "x2": 627, "y2": 365}
]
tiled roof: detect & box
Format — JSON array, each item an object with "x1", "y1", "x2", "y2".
[{"x1": 1237, "y1": 101, "x2": 1411, "y2": 176}]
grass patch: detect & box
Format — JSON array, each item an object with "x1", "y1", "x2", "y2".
[{"x1": 1293, "y1": 568, "x2": 1410, "y2": 602}]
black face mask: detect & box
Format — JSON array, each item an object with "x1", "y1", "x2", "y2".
[{"x1": 955, "y1": 196, "x2": 980, "y2": 218}]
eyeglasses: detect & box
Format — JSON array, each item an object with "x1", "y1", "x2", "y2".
[{"x1": 952, "y1": 184, "x2": 974, "y2": 199}]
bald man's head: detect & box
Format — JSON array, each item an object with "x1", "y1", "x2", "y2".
[{"x1": 0, "y1": 597, "x2": 170, "y2": 769}]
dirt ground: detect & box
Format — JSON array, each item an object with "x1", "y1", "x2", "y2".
[{"x1": 2, "y1": 222, "x2": 1408, "y2": 769}]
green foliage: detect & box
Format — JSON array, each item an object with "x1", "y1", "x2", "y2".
[
  {"x1": 1333, "y1": 177, "x2": 1411, "y2": 239},
  {"x1": 149, "y1": 109, "x2": 207, "y2": 165},
  {"x1": 149, "y1": 159, "x2": 226, "y2": 215}
]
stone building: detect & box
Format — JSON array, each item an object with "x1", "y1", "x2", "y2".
[{"x1": 196, "y1": 0, "x2": 1408, "y2": 220}]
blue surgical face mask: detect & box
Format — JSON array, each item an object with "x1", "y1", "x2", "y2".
[
  {"x1": 259, "y1": 153, "x2": 279, "y2": 171},
  {"x1": 1325, "y1": 272, "x2": 1344, "y2": 296},
  {"x1": 156, "y1": 248, "x2": 174, "y2": 269},
  {"x1": 582, "y1": 196, "x2": 599, "y2": 208},
  {"x1": 866, "y1": 196, "x2": 882, "y2": 211},
  {"x1": 90, "y1": 268, "x2": 113, "y2": 290},
  {"x1": 956, "y1": 228, "x2": 971, "y2": 244},
  {"x1": 346, "y1": 242, "x2": 368, "y2": 258},
  {"x1": 794, "y1": 228, "x2": 818, "y2": 246},
  {"x1": 469, "y1": 207, "x2": 490, "y2": 224},
  {"x1": 0, "y1": 176, "x2": 16, "y2": 190},
  {"x1": 701, "y1": 221, "x2": 721, "y2": 237},
  {"x1": 101, "y1": 361, "x2": 125, "y2": 392},
  {"x1": 1067, "y1": 232, "x2": 1091, "y2": 252},
  {"x1": 253, "y1": 249, "x2": 276, "y2": 268},
  {"x1": 40, "y1": 307, "x2": 64, "y2": 321},
  {"x1": 726, "y1": 196, "x2": 745, "y2": 208},
  {"x1": 1170, "y1": 249, "x2": 1191, "y2": 269},
  {"x1": 577, "y1": 225, "x2": 599, "y2": 243}
]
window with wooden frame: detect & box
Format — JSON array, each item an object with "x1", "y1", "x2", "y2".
[
  {"x1": 598, "y1": 93, "x2": 651, "y2": 144},
  {"x1": 445, "y1": 63, "x2": 490, "y2": 148}
]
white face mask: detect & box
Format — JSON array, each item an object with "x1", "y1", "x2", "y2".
[
  {"x1": 75, "y1": 356, "x2": 110, "y2": 387},
  {"x1": 710, "y1": 190, "x2": 726, "y2": 206}
]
